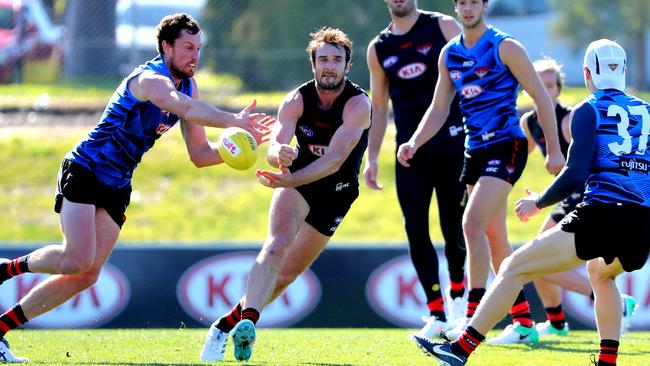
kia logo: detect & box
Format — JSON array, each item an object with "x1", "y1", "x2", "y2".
[
  {"x1": 563, "y1": 265, "x2": 650, "y2": 330},
  {"x1": 0, "y1": 263, "x2": 130, "y2": 328},
  {"x1": 397, "y1": 62, "x2": 426, "y2": 80},
  {"x1": 461, "y1": 84, "x2": 483, "y2": 99},
  {"x1": 177, "y1": 252, "x2": 321, "y2": 327},
  {"x1": 366, "y1": 254, "x2": 460, "y2": 327}
]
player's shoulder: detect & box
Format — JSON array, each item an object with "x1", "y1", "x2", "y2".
[{"x1": 279, "y1": 86, "x2": 305, "y2": 114}]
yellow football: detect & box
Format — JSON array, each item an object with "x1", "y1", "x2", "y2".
[{"x1": 217, "y1": 127, "x2": 258, "y2": 170}]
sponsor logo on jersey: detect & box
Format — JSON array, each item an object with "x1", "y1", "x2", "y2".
[
  {"x1": 488, "y1": 159, "x2": 501, "y2": 166},
  {"x1": 308, "y1": 144, "x2": 328, "y2": 156},
  {"x1": 450, "y1": 70, "x2": 462, "y2": 81},
  {"x1": 416, "y1": 43, "x2": 432, "y2": 55},
  {"x1": 463, "y1": 60, "x2": 475, "y2": 67},
  {"x1": 0, "y1": 263, "x2": 130, "y2": 328},
  {"x1": 400, "y1": 41, "x2": 413, "y2": 49},
  {"x1": 481, "y1": 131, "x2": 496, "y2": 141},
  {"x1": 382, "y1": 55, "x2": 398, "y2": 68},
  {"x1": 620, "y1": 157, "x2": 649, "y2": 174},
  {"x1": 177, "y1": 252, "x2": 321, "y2": 327},
  {"x1": 398, "y1": 62, "x2": 427, "y2": 80},
  {"x1": 563, "y1": 265, "x2": 650, "y2": 330},
  {"x1": 475, "y1": 66, "x2": 489, "y2": 78},
  {"x1": 366, "y1": 254, "x2": 496, "y2": 327},
  {"x1": 156, "y1": 123, "x2": 172, "y2": 135},
  {"x1": 314, "y1": 121, "x2": 331, "y2": 129},
  {"x1": 461, "y1": 84, "x2": 483, "y2": 99},
  {"x1": 298, "y1": 125, "x2": 314, "y2": 137},
  {"x1": 449, "y1": 125, "x2": 464, "y2": 137},
  {"x1": 486, "y1": 167, "x2": 498, "y2": 173},
  {"x1": 335, "y1": 182, "x2": 350, "y2": 191}
]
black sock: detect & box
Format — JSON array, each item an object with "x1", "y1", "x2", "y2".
[
  {"x1": 0, "y1": 256, "x2": 30, "y2": 283},
  {"x1": 0, "y1": 305, "x2": 28, "y2": 339},
  {"x1": 216, "y1": 302, "x2": 242, "y2": 333},
  {"x1": 241, "y1": 307, "x2": 260, "y2": 325}
]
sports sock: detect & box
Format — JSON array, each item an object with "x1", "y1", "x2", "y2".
[
  {"x1": 466, "y1": 288, "x2": 485, "y2": 318},
  {"x1": 0, "y1": 256, "x2": 30, "y2": 283},
  {"x1": 240, "y1": 307, "x2": 260, "y2": 325},
  {"x1": 451, "y1": 326, "x2": 485, "y2": 357},
  {"x1": 509, "y1": 290, "x2": 533, "y2": 328},
  {"x1": 0, "y1": 305, "x2": 28, "y2": 339},
  {"x1": 598, "y1": 339, "x2": 619, "y2": 366},
  {"x1": 449, "y1": 280, "x2": 465, "y2": 299},
  {"x1": 427, "y1": 297, "x2": 446, "y2": 322},
  {"x1": 545, "y1": 305, "x2": 565, "y2": 330},
  {"x1": 215, "y1": 302, "x2": 242, "y2": 332}
]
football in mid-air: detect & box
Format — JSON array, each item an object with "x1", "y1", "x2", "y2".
[{"x1": 217, "y1": 127, "x2": 258, "y2": 170}]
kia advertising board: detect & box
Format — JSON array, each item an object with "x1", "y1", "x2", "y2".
[
  {"x1": 0, "y1": 263, "x2": 130, "y2": 328},
  {"x1": 177, "y1": 252, "x2": 321, "y2": 327}
]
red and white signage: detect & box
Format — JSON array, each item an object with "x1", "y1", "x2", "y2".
[
  {"x1": 563, "y1": 265, "x2": 650, "y2": 330},
  {"x1": 177, "y1": 252, "x2": 321, "y2": 328},
  {"x1": 366, "y1": 254, "x2": 480, "y2": 327},
  {"x1": 397, "y1": 62, "x2": 426, "y2": 80},
  {"x1": 0, "y1": 263, "x2": 130, "y2": 328}
]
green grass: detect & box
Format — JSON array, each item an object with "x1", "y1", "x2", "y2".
[
  {"x1": 0, "y1": 124, "x2": 555, "y2": 244},
  {"x1": 5, "y1": 328, "x2": 649, "y2": 365},
  {"x1": 3, "y1": 85, "x2": 650, "y2": 244}
]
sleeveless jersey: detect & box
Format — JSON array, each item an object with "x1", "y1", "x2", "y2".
[
  {"x1": 290, "y1": 79, "x2": 369, "y2": 187},
  {"x1": 525, "y1": 103, "x2": 571, "y2": 157},
  {"x1": 446, "y1": 26, "x2": 525, "y2": 150},
  {"x1": 66, "y1": 55, "x2": 192, "y2": 188},
  {"x1": 373, "y1": 11, "x2": 463, "y2": 145},
  {"x1": 584, "y1": 89, "x2": 650, "y2": 207}
]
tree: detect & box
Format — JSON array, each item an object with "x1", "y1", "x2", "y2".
[
  {"x1": 549, "y1": 0, "x2": 649, "y2": 90},
  {"x1": 201, "y1": 0, "x2": 456, "y2": 90}
]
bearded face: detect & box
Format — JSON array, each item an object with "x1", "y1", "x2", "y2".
[
  {"x1": 385, "y1": 0, "x2": 416, "y2": 18},
  {"x1": 312, "y1": 43, "x2": 350, "y2": 91},
  {"x1": 164, "y1": 29, "x2": 202, "y2": 80}
]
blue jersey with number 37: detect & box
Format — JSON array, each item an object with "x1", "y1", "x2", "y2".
[{"x1": 584, "y1": 89, "x2": 650, "y2": 207}]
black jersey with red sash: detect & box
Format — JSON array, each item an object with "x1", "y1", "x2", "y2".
[
  {"x1": 374, "y1": 11, "x2": 463, "y2": 145},
  {"x1": 291, "y1": 79, "x2": 369, "y2": 188}
]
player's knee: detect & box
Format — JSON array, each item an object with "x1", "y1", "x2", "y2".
[
  {"x1": 586, "y1": 260, "x2": 616, "y2": 283},
  {"x1": 71, "y1": 270, "x2": 101, "y2": 291},
  {"x1": 60, "y1": 254, "x2": 94, "y2": 274},
  {"x1": 462, "y1": 215, "x2": 485, "y2": 240}
]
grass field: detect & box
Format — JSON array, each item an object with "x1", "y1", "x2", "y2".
[
  {"x1": 4, "y1": 328, "x2": 649, "y2": 365},
  {"x1": 0, "y1": 125, "x2": 554, "y2": 244},
  {"x1": 2, "y1": 85, "x2": 650, "y2": 244}
]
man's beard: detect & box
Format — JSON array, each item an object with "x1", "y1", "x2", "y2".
[
  {"x1": 316, "y1": 74, "x2": 344, "y2": 90},
  {"x1": 389, "y1": 2, "x2": 414, "y2": 17},
  {"x1": 171, "y1": 63, "x2": 194, "y2": 79}
]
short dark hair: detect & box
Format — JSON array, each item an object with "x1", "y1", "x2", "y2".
[
  {"x1": 156, "y1": 13, "x2": 200, "y2": 55},
  {"x1": 306, "y1": 27, "x2": 353, "y2": 65}
]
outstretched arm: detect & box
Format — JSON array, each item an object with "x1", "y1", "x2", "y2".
[
  {"x1": 129, "y1": 71, "x2": 271, "y2": 142},
  {"x1": 515, "y1": 102, "x2": 596, "y2": 221}
]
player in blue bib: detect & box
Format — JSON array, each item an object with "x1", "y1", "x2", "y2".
[
  {"x1": 413, "y1": 38, "x2": 649, "y2": 366},
  {"x1": 398, "y1": 0, "x2": 564, "y2": 345},
  {"x1": 0, "y1": 13, "x2": 272, "y2": 362}
]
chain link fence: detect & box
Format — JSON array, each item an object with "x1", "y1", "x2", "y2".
[{"x1": 9, "y1": 0, "x2": 649, "y2": 92}]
